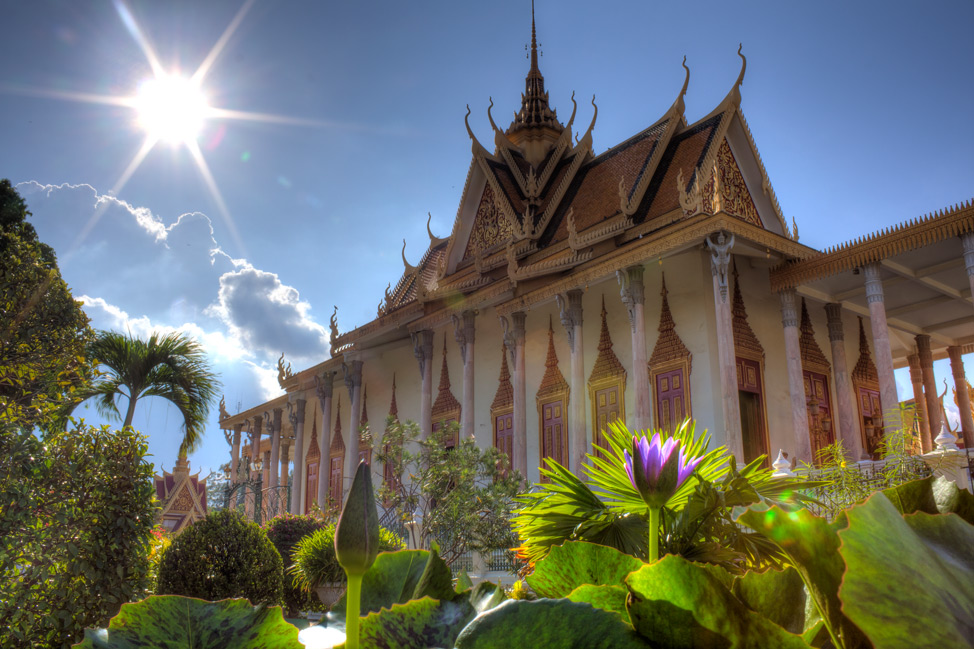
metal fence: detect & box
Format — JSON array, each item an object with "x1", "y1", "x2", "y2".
[{"x1": 802, "y1": 457, "x2": 931, "y2": 519}]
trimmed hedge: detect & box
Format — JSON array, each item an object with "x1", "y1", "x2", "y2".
[{"x1": 265, "y1": 513, "x2": 326, "y2": 615}]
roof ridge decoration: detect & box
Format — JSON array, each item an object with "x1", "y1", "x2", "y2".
[
  {"x1": 329, "y1": 307, "x2": 352, "y2": 357},
  {"x1": 537, "y1": 318, "x2": 569, "y2": 400},
  {"x1": 492, "y1": 343, "x2": 514, "y2": 411},
  {"x1": 330, "y1": 395, "x2": 345, "y2": 453},
  {"x1": 432, "y1": 333, "x2": 461, "y2": 420},
  {"x1": 277, "y1": 353, "x2": 294, "y2": 388},
  {"x1": 852, "y1": 316, "x2": 879, "y2": 384},
  {"x1": 770, "y1": 198, "x2": 974, "y2": 291},
  {"x1": 506, "y1": 241, "x2": 593, "y2": 286},
  {"x1": 589, "y1": 296, "x2": 627, "y2": 383},
  {"x1": 731, "y1": 262, "x2": 765, "y2": 360},
  {"x1": 799, "y1": 298, "x2": 831, "y2": 373},
  {"x1": 507, "y1": 0, "x2": 562, "y2": 138},
  {"x1": 649, "y1": 273, "x2": 692, "y2": 368}
]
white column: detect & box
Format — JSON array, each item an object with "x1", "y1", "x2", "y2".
[
  {"x1": 344, "y1": 359, "x2": 363, "y2": 479},
  {"x1": 557, "y1": 289, "x2": 586, "y2": 474},
  {"x1": 266, "y1": 409, "x2": 280, "y2": 500},
  {"x1": 288, "y1": 398, "x2": 306, "y2": 514},
  {"x1": 618, "y1": 266, "x2": 651, "y2": 431},
  {"x1": 412, "y1": 331, "x2": 434, "y2": 438},
  {"x1": 915, "y1": 334, "x2": 942, "y2": 441},
  {"x1": 315, "y1": 371, "x2": 335, "y2": 509},
  {"x1": 503, "y1": 312, "x2": 528, "y2": 479},
  {"x1": 825, "y1": 304, "x2": 865, "y2": 460},
  {"x1": 907, "y1": 353, "x2": 933, "y2": 453},
  {"x1": 862, "y1": 264, "x2": 901, "y2": 434},
  {"x1": 453, "y1": 311, "x2": 476, "y2": 439},
  {"x1": 962, "y1": 232, "x2": 974, "y2": 311},
  {"x1": 780, "y1": 290, "x2": 813, "y2": 463},
  {"x1": 948, "y1": 346, "x2": 974, "y2": 449},
  {"x1": 229, "y1": 423, "x2": 242, "y2": 484},
  {"x1": 279, "y1": 440, "x2": 290, "y2": 517},
  {"x1": 707, "y1": 233, "x2": 743, "y2": 461}
]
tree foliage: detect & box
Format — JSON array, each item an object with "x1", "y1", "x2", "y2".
[
  {"x1": 375, "y1": 418, "x2": 522, "y2": 567},
  {"x1": 156, "y1": 508, "x2": 284, "y2": 605},
  {"x1": 265, "y1": 513, "x2": 327, "y2": 615},
  {"x1": 0, "y1": 419, "x2": 157, "y2": 649},
  {"x1": 0, "y1": 179, "x2": 91, "y2": 430},
  {"x1": 75, "y1": 329, "x2": 221, "y2": 454}
]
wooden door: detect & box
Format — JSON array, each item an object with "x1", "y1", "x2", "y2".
[
  {"x1": 655, "y1": 369, "x2": 687, "y2": 433},
  {"x1": 803, "y1": 370, "x2": 835, "y2": 461},
  {"x1": 541, "y1": 400, "x2": 567, "y2": 473},
  {"x1": 594, "y1": 385, "x2": 622, "y2": 456},
  {"x1": 328, "y1": 455, "x2": 343, "y2": 509},
  {"x1": 736, "y1": 357, "x2": 768, "y2": 463},
  {"x1": 494, "y1": 412, "x2": 514, "y2": 475},
  {"x1": 305, "y1": 460, "x2": 319, "y2": 512},
  {"x1": 857, "y1": 386, "x2": 884, "y2": 458}
]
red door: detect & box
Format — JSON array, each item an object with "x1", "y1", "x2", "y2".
[
  {"x1": 655, "y1": 369, "x2": 687, "y2": 433},
  {"x1": 736, "y1": 357, "x2": 768, "y2": 463},
  {"x1": 541, "y1": 400, "x2": 567, "y2": 474},
  {"x1": 494, "y1": 412, "x2": 514, "y2": 476},
  {"x1": 305, "y1": 460, "x2": 318, "y2": 512},
  {"x1": 329, "y1": 455, "x2": 343, "y2": 509},
  {"x1": 803, "y1": 370, "x2": 834, "y2": 461},
  {"x1": 857, "y1": 386, "x2": 884, "y2": 458},
  {"x1": 594, "y1": 385, "x2": 622, "y2": 456}
]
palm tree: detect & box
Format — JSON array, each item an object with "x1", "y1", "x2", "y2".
[{"x1": 77, "y1": 330, "x2": 220, "y2": 454}]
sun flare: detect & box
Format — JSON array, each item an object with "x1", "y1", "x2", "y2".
[{"x1": 135, "y1": 74, "x2": 209, "y2": 144}]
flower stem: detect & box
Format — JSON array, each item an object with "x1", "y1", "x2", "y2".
[
  {"x1": 345, "y1": 573, "x2": 363, "y2": 649},
  {"x1": 648, "y1": 507, "x2": 660, "y2": 563}
]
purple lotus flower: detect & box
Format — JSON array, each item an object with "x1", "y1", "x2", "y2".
[{"x1": 624, "y1": 433, "x2": 703, "y2": 509}]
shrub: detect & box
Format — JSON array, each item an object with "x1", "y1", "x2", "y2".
[
  {"x1": 156, "y1": 509, "x2": 283, "y2": 605},
  {"x1": 265, "y1": 513, "x2": 326, "y2": 615},
  {"x1": 290, "y1": 522, "x2": 405, "y2": 592},
  {"x1": 0, "y1": 421, "x2": 157, "y2": 649}
]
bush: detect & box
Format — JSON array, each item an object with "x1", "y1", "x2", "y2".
[
  {"x1": 156, "y1": 509, "x2": 283, "y2": 605},
  {"x1": 0, "y1": 421, "x2": 157, "y2": 649},
  {"x1": 265, "y1": 513, "x2": 326, "y2": 615},
  {"x1": 290, "y1": 522, "x2": 405, "y2": 592}
]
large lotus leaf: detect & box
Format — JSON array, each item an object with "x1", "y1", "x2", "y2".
[
  {"x1": 454, "y1": 599, "x2": 652, "y2": 649},
  {"x1": 354, "y1": 596, "x2": 474, "y2": 649},
  {"x1": 881, "y1": 475, "x2": 974, "y2": 524},
  {"x1": 567, "y1": 584, "x2": 630, "y2": 622},
  {"x1": 331, "y1": 550, "x2": 444, "y2": 618},
  {"x1": 731, "y1": 567, "x2": 805, "y2": 634},
  {"x1": 527, "y1": 541, "x2": 643, "y2": 598},
  {"x1": 625, "y1": 555, "x2": 811, "y2": 649},
  {"x1": 408, "y1": 547, "x2": 456, "y2": 602},
  {"x1": 837, "y1": 492, "x2": 974, "y2": 648},
  {"x1": 73, "y1": 596, "x2": 301, "y2": 649},
  {"x1": 736, "y1": 504, "x2": 868, "y2": 649}
]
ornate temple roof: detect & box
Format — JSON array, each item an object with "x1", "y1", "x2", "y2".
[
  {"x1": 537, "y1": 320, "x2": 569, "y2": 400},
  {"x1": 492, "y1": 344, "x2": 514, "y2": 411},
  {"x1": 649, "y1": 274, "x2": 692, "y2": 369},
  {"x1": 432, "y1": 334, "x2": 461, "y2": 419},
  {"x1": 852, "y1": 317, "x2": 879, "y2": 384},
  {"x1": 330, "y1": 396, "x2": 345, "y2": 454},
  {"x1": 589, "y1": 296, "x2": 626, "y2": 383},
  {"x1": 799, "y1": 298, "x2": 830, "y2": 372},
  {"x1": 732, "y1": 262, "x2": 765, "y2": 360}
]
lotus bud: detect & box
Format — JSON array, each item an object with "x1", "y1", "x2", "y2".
[{"x1": 334, "y1": 461, "x2": 379, "y2": 576}]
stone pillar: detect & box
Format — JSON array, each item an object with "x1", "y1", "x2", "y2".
[
  {"x1": 824, "y1": 304, "x2": 864, "y2": 460},
  {"x1": 915, "y1": 334, "x2": 942, "y2": 440},
  {"x1": 502, "y1": 312, "x2": 528, "y2": 479},
  {"x1": 862, "y1": 264, "x2": 901, "y2": 434},
  {"x1": 412, "y1": 331, "x2": 434, "y2": 438},
  {"x1": 229, "y1": 423, "x2": 243, "y2": 483},
  {"x1": 617, "y1": 266, "x2": 651, "y2": 431},
  {"x1": 453, "y1": 311, "x2": 476, "y2": 440},
  {"x1": 557, "y1": 289, "x2": 586, "y2": 474},
  {"x1": 315, "y1": 371, "x2": 335, "y2": 510},
  {"x1": 780, "y1": 290, "x2": 813, "y2": 463},
  {"x1": 288, "y1": 398, "x2": 307, "y2": 514},
  {"x1": 279, "y1": 440, "x2": 290, "y2": 517},
  {"x1": 707, "y1": 233, "x2": 744, "y2": 461},
  {"x1": 269, "y1": 408, "x2": 283, "y2": 516},
  {"x1": 948, "y1": 346, "x2": 974, "y2": 449},
  {"x1": 247, "y1": 415, "x2": 262, "y2": 518},
  {"x1": 962, "y1": 232, "x2": 974, "y2": 311},
  {"x1": 907, "y1": 353, "x2": 933, "y2": 453},
  {"x1": 261, "y1": 449, "x2": 271, "y2": 522},
  {"x1": 344, "y1": 359, "x2": 364, "y2": 479}
]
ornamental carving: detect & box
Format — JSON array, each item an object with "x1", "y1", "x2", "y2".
[
  {"x1": 649, "y1": 275, "x2": 692, "y2": 370},
  {"x1": 170, "y1": 486, "x2": 195, "y2": 512},
  {"x1": 799, "y1": 299, "x2": 831, "y2": 374},
  {"x1": 852, "y1": 318, "x2": 879, "y2": 385},
  {"x1": 491, "y1": 344, "x2": 514, "y2": 412},
  {"x1": 703, "y1": 140, "x2": 762, "y2": 228},
  {"x1": 465, "y1": 184, "x2": 514, "y2": 260},
  {"x1": 731, "y1": 263, "x2": 765, "y2": 361}
]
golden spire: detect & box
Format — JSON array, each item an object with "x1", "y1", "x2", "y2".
[{"x1": 507, "y1": 0, "x2": 562, "y2": 137}]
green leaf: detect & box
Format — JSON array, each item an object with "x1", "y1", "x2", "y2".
[
  {"x1": 331, "y1": 550, "x2": 442, "y2": 618},
  {"x1": 455, "y1": 599, "x2": 652, "y2": 649},
  {"x1": 468, "y1": 581, "x2": 506, "y2": 615},
  {"x1": 527, "y1": 541, "x2": 643, "y2": 598},
  {"x1": 625, "y1": 555, "x2": 811, "y2": 649},
  {"x1": 455, "y1": 569, "x2": 474, "y2": 593},
  {"x1": 881, "y1": 475, "x2": 974, "y2": 525},
  {"x1": 356, "y1": 596, "x2": 474, "y2": 649},
  {"x1": 409, "y1": 547, "x2": 456, "y2": 602},
  {"x1": 72, "y1": 596, "x2": 301, "y2": 648},
  {"x1": 567, "y1": 584, "x2": 630, "y2": 622},
  {"x1": 736, "y1": 504, "x2": 868, "y2": 649},
  {"x1": 731, "y1": 567, "x2": 805, "y2": 634},
  {"x1": 837, "y1": 492, "x2": 974, "y2": 649}
]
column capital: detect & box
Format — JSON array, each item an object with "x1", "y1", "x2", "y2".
[
  {"x1": 824, "y1": 303, "x2": 845, "y2": 342},
  {"x1": 314, "y1": 370, "x2": 335, "y2": 401},
  {"x1": 452, "y1": 311, "x2": 476, "y2": 363},
  {"x1": 961, "y1": 231, "x2": 974, "y2": 276},
  {"x1": 947, "y1": 345, "x2": 965, "y2": 365},
  {"x1": 500, "y1": 312, "x2": 526, "y2": 364},
  {"x1": 616, "y1": 265, "x2": 645, "y2": 331},
  {"x1": 555, "y1": 289, "x2": 584, "y2": 352},
  {"x1": 862, "y1": 263, "x2": 885, "y2": 304},
  {"x1": 907, "y1": 353, "x2": 923, "y2": 381},
  {"x1": 706, "y1": 231, "x2": 734, "y2": 302},
  {"x1": 287, "y1": 398, "x2": 306, "y2": 427},
  {"x1": 779, "y1": 289, "x2": 800, "y2": 329},
  {"x1": 342, "y1": 359, "x2": 363, "y2": 398},
  {"x1": 411, "y1": 329, "x2": 434, "y2": 377},
  {"x1": 915, "y1": 333, "x2": 933, "y2": 366}
]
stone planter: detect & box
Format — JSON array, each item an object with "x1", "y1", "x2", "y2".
[{"x1": 314, "y1": 582, "x2": 346, "y2": 608}]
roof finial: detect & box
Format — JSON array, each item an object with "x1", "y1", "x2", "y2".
[
  {"x1": 735, "y1": 44, "x2": 747, "y2": 89},
  {"x1": 530, "y1": 0, "x2": 539, "y2": 76}
]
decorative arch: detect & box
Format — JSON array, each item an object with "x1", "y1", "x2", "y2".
[
  {"x1": 852, "y1": 317, "x2": 883, "y2": 458},
  {"x1": 649, "y1": 275, "x2": 691, "y2": 433},
  {"x1": 305, "y1": 405, "x2": 320, "y2": 512},
  {"x1": 731, "y1": 263, "x2": 769, "y2": 464},
  {"x1": 536, "y1": 321, "x2": 570, "y2": 476},
  {"x1": 431, "y1": 334, "x2": 461, "y2": 447},
  {"x1": 491, "y1": 345, "x2": 515, "y2": 474},
  {"x1": 798, "y1": 299, "x2": 834, "y2": 461},
  {"x1": 588, "y1": 297, "x2": 627, "y2": 456}
]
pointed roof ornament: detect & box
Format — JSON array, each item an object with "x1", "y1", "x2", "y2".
[
  {"x1": 307, "y1": 403, "x2": 321, "y2": 460},
  {"x1": 360, "y1": 384, "x2": 369, "y2": 426},
  {"x1": 331, "y1": 395, "x2": 345, "y2": 453},
  {"x1": 426, "y1": 213, "x2": 449, "y2": 247},
  {"x1": 388, "y1": 373, "x2": 399, "y2": 419},
  {"x1": 492, "y1": 344, "x2": 514, "y2": 411},
  {"x1": 650, "y1": 274, "x2": 692, "y2": 368},
  {"x1": 724, "y1": 44, "x2": 747, "y2": 109},
  {"x1": 507, "y1": 0, "x2": 562, "y2": 137},
  {"x1": 537, "y1": 317, "x2": 569, "y2": 399},
  {"x1": 401, "y1": 239, "x2": 418, "y2": 274},
  {"x1": 670, "y1": 56, "x2": 690, "y2": 119},
  {"x1": 589, "y1": 295, "x2": 627, "y2": 382}
]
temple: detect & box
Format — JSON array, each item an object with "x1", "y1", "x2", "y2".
[{"x1": 219, "y1": 7, "x2": 974, "y2": 517}]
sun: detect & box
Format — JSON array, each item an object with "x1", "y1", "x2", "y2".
[{"x1": 135, "y1": 74, "x2": 210, "y2": 145}]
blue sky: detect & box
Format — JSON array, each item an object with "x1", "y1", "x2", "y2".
[{"x1": 2, "y1": 0, "x2": 972, "y2": 477}]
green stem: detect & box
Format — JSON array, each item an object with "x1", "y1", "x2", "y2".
[
  {"x1": 648, "y1": 507, "x2": 660, "y2": 563},
  {"x1": 345, "y1": 573, "x2": 363, "y2": 649}
]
